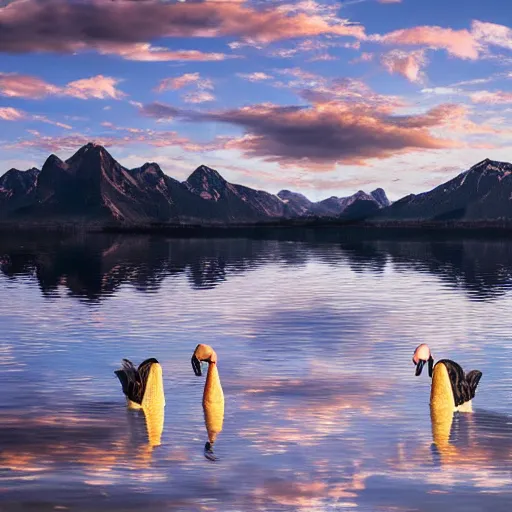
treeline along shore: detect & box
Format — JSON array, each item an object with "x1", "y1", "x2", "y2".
[{"x1": 4, "y1": 218, "x2": 512, "y2": 240}]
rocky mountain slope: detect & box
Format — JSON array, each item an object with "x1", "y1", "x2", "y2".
[
  {"x1": 0, "y1": 167, "x2": 40, "y2": 214},
  {"x1": 0, "y1": 143, "x2": 390, "y2": 224},
  {"x1": 277, "y1": 188, "x2": 390, "y2": 218},
  {"x1": 374, "y1": 159, "x2": 512, "y2": 221},
  {"x1": 185, "y1": 165, "x2": 303, "y2": 220}
]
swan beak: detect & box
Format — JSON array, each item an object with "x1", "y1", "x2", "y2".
[
  {"x1": 428, "y1": 356, "x2": 434, "y2": 378},
  {"x1": 191, "y1": 355, "x2": 202, "y2": 376},
  {"x1": 415, "y1": 359, "x2": 425, "y2": 376}
]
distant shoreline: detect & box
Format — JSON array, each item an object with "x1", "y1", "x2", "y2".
[{"x1": 3, "y1": 219, "x2": 512, "y2": 238}]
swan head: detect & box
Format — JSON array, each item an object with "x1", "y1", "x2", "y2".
[
  {"x1": 412, "y1": 343, "x2": 434, "y2": 377},
  {"x1": 191, "y1": 344, "x2": 218, "y2": 376}
]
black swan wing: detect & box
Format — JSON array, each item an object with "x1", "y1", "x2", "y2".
[{"x1": 114, "y1": 358, "x2": 143, "y2": 404}]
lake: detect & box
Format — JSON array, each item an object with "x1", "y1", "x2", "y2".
[{"x1": 1, "y1": 231, "x2": 512, "y2": 512}]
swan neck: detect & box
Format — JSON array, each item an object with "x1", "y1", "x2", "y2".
[
  {"x1": 430, "y1": 362, "x2": 455, "y2": 414},
  {"x1": 203, "y1": 362, "x2": 223, "y2": 404}
]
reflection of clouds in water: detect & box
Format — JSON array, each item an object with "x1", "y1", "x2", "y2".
[
  {"x1": 0, "y1": 405, "x2": 167, "y2": 472},
  {"x1": 357, "y1": 475, "x2": 512, "y2": 512},
  {"x1": 252, "y1": 479, "x2": 327, "y2": 510},
  {"x1": 0, "y1": 343, "x2": 24, "y2": 372},
  {"x1": 376, "y1": 408, "x2": 512, "y2": 511},
  {"x1": 2, "y1": 235, "x2": 512, "y2": 510},
  {"x1": 1, "y1": 384, "x2": 511, "y2": 511},
  {"x1": 233, "y1": 365, "x2": 398, "y2": 481}
]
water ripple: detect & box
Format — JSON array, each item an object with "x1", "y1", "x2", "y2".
[{"x1": 0, "y1": 232, "x2": 511, "y2": 511}]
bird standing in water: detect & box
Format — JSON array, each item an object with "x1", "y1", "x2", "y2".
[
  {"x1": 114, "y1": 358, "x2": 166, "y2": 447},
  {"x1": 412, "y1": 343, "x2": 482, "y2": 413},
  {"x1": 191, "y1": 344, "x2": 224, "y2": 460}
]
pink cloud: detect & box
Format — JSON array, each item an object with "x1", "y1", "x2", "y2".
[
  {"x1": 31, "y1": 115, "x2": 72, "y2": 130},
  {"x1": 287, "y1": 75, "x2": 406, "y2": 113},
  {"x1": 155, "y1": 73, "x2": 202, "y2": 92},
  {"x1": 381, "y1": 49, "x2": 428, "y2": 83},
  {"x1": 395, "y1": 104, "x2": 506, "y2": 136},
  {"x1": 63, "y1": 75, "x2": 126, "y2": 100},
  {"x1": 0, "y1": 107, "x2": 24, "y2": 121},
  {"x1": 183, "y1": 91, "x2": 216, "y2": 104},
  {"x1": 471, "y1": 20, "x2": 512, "y2": 51},
  {"x1": 372, "y1": 25, "x2": 480, "y2": 59},
  {"x1": 281, "y1": 67, "x2": 319, "y2": 80},
  {"x1": 0, "y1": 73, "x2": 126, "y2": 100},
  {"x1": 154, "y1": 72, "x2": 215, "y2": 103},
  {"x1": 351, "y1": 52, "x2": 374, "y2": 63},
  {"x1": 0, "y1": 0, "x2": 366, "y2": 58},
  {"x1": 275, "y1": 1, "x2": 340, "y2": 18},
  {"x1": 220, "y1": 161, "x2": 379, "y2": 191},
  {"x1": 307, "y1": 53, "x2": 336, "y2": 61},
  {"x1": 6, "y1": 126, "x2": 225, "y2": 154},
  {"x1": 268, "y1": 38, "x2": 360, "y2": 59},
  {"x1": 237, "y1": 72, "x2": 274, "y2": 82},
  {"x1": 470, "y1": 90, "x2": 512, "y2": 104},
  {"x1": 0, "y1": 106, "x2": 72, "y2": 128},
  {"x1": 0, "y1": 72, "x2": 60, "y2": 98},
  {"x1": 372, "y1": 20, "x2": 512, "y2": 62},
  {"x1": 97, "y1": 43, "x2": 232, "y2": 62},
  {"x1": 140, "y1": 99, "x2": 462, "y2": 168}
]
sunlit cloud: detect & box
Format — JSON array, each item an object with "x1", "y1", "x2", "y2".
[
  {"x1": 4, "y1": 127, "x2": 224, "y2": 154},
  {"x1": 236, "y1": 72, "x2": 274, "y2": 82},
  {"x1": 31, "y1": 115, "x2": 72, "y2": 130},
  {"x1": 155, "y1": 73, "x2": 204, "y2": 92},
  {"x1": 140, "y1": 99, "x2": 462, "y2": 169},
  {"x1": 0, "y1": 0, "x2": 366, "y2": 58},
  {"x1": 0, "y1": 72, "x2": 60, "y2": 98},
  {"x1": 471, "y1": 20, "x2": 512, "y2": 52},
  {"x1": 0, "y1": 73, "x2": 126, "y2": 100},
  {"x1": 370, "y1": 25, "x2": 480, "y2": 59},
  {"x1": 350, "y1": 52, "x2": 374, "y2": 63},
  {"x1": 370, "y1": 19, "x2": 512, "y2": 62},
  {"x1": 470, "y1": 90, "x2": 512, "y2": 104},
  {"x1": 0, "y1": 106, "x2": 72, "y2": 129},
  {"x1": 97, "y1": 43, "x2": 233, "y2": 62},
  {"x1": 182, "y1": 91, "x2": 216, "y2": 104},
  {"x1": 0, "y1": 106, "x2": 24, "y2": 121},
  {"x1": 64, "y1": 75, "x2": 126, "y2": 100},
  {"x1": 381, "y1": 49, "x2": 428, "y2": 83},
  {"x1": 154, "y1": 72, "x2": 215, "y2": 104}
]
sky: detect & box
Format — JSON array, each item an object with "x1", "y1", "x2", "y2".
[{"x1": 0, "y1": 0, "x2": 512, "y2": 201}]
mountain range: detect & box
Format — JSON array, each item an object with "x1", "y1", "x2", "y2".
[
  {"x1": 1, "y1": 143, "x2": 512, "y2": 226},
  {"x1": 0, "y1": 143, "x2": 390, "y2": 224},
  {"x1": 372, "y1": 159, "x2": 512, "y2": 222}
]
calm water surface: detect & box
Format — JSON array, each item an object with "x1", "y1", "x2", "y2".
[{"x1": 1, "y1": 232, "x2": 512, "y2": 511}]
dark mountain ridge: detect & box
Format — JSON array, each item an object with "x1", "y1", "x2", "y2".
[
  {"x1": 0, "y1": 166, "x2": 40, "y2": 214},
  {"x1": 0, "y1": 143, "x2": 389, "y2": 225},
  {"x1": 3, "y1": 146, "x2": 512, "y2": 227},
  {"x1": 373, "y1": 158, "x2": 512, "y2": 222}
]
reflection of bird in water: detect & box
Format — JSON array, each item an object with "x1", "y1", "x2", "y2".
[
  {"x1": 412, "y1": 343, "x2": 482, "y2": 414},
  {"x1": 191, "y1": 344, "x2": 224, "y2": 461},
  {"x1": 413, "y1": 344, "x2": 486, "y2": 467},
  {"x1": 114, "y1": 358, "x2": 166, "y2": 448},
  {"x1": 0, "y1": 403, "x2": 166, "y2": 474},
  {"x1": 429, "y1": 407, "x2": 512, "y2": 470}
]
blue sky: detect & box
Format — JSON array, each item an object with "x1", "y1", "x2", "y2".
[{"x1": 1, "y1": 0, "x2": 512, "y2": 200}]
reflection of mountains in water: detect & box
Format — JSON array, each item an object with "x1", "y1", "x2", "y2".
[{"x1": 2, "y1": 232, "x2": 512, "y2": 302}]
